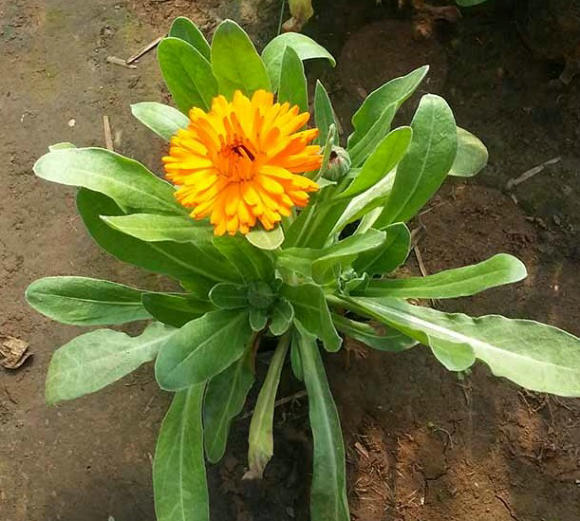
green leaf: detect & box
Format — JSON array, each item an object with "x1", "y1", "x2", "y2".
[
  {"x1": 281, "y1": 283, "x2": 341, "y2": 352},
  {"x1": 429, "y1": 337, "x2": 475, "y2": 372},
  {"x1": 77, "y1": 189, "x2": 218, "y2": 289},
  {"x1": 353, "y1": 223, "x2": 411, "y2": 276},
  {"x1": 345, "y1": 297, "x2": 580, "y2": 397},
  {"x1": 246, "y1": 334, "x2": 290, "y2": 479},
  {"x1": 246, "y1": 226, "x2": 284, "y2": 250},
  {"x1": 99, "y1": 213, "x2": 238, "y2": 283},
  {"x1": 154, "y1": 385, "x2": 209, "y2": 521},
  {"x1": 290, "y1": 335, "x2": 304, "y2": 380},
  {"x1": 101, "y1": 213, "x2": 212, "y2": 243},
  {"x1": 155, "y1": 309, "x2": 252, "y2": 390},
  {"x1": 348, "y1": 104, "x2": 397, "y2": 168},
  {"x1": 311, "y1": 229, "x2": 386, "y2": 283},
  {"x1": 204, "y1": 345, "x2": 255, "y2": 463},
  {"x1": 295, "y1": 323, "x2": 349, "y2": 521},
  {"x1": 279, "y1": 229, "x2": 386, "y2": 283},
  {"x1": 314, "y1": 81, "x2": 339, "y2": 146},
  {"x1": 142, "y1": 293, "x2": 211, "y2": 328},
  {"x1": 269, "y1": 298, "x2": 295, "y2": 336},
  {"x1": 249, "y1": 307, "x2": 268, "y2": 332},
  {"x1": 34, "y1": 148, "x2": 181, "y2": 214},
  {"x1": 158, "y1": 37, "x2": 218, "y2": 113},
  {"x1": 348, "y1": 65, "x2": 428, "y2": 150},
  {"x1": 46, "y1": 322, "x2": 173, "y2": 404},
  {"x1": 131, "y1": 102, "x2": 189, "y2": 141},
  {"x1": 449, "y1": 127, "x2": 488, "y2": 177},
  {"x1": 213, "y1": 235, "x2": 275, "y2": 282},
  {"x1": 209, "y1": 282, "x2": 248, "y2": 310},
  {"x1": 48, "y1": 142, "x2": 76, "y2": 151},
  {"x1": 278, "y1": 46, "x2": 308, "y2": 113},
  {"x1": 331, "y1": 313, "x2": 417, "y2": 352},
  {"x1": 375, "y1": 94, "x2": 457, "y2": 227},
  {"x1": 210, "y1": 20, "x2": 270, "y2": 98},
  {"x1": 340, "y1": 126, "x2": 412, "y2": 199},
  {"x1": 262, "y1": 32, "x2": 336, "y2": 91},
  {"x1": 26, "y1": 276, "x2": 151, "y2": 326},
  {"x1": 169, "y1": 16, "x2": 211, "y2": 60},
  {"x1": 361, "y1": 254, "x2": 527, "y2": 298}
]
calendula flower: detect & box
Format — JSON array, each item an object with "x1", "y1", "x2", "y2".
[{"x1": 163, "y1": 90, "x2": 321, "y2": 236}]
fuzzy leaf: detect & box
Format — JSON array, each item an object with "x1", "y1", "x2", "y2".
[
  {"x1": 361, "y1": 254, "x2": 527, "y2": 299},
  {"x1": 354, "y1": 223, "x2": 410, "y2": 276},
  {"x1": 295, "y1": 323, "x2": 349, "y2": 521},
  {"x1": 278, "y1": 46, "x2": 308, "y2": 113},
  {"x1": 449, "y1": 127, "x2": 488, "y2": 178},
  {"x1": 26, "y1": 276, "x2": 150, "y2": 326},
  {"x1": 347, "y1": 297, "x2": 580, "y2": 397},
  {"x1": 154, "y1": 385, "x2": 209, "y2": 521},
  {"x1": 169, "y1": 16, "x2": 211, "y2": 60},
  {"x1": 142, "y1": 293, "x2": 211, "y2": 328},
  {"x1": 314, "y1": 81, "x2": 339, "y2": 146},
  {"x1": 34, "y1": 148, "x2": 181, "y2": 214},
  {"x1": 46, "y1": 322, "x2": 173, "y2": 404},
  {"x1": 158, "y1": 37, "x2": 218, "y2": 113},
  {"x1": 211, "y1": 20, "x2": 270, "y2": 98},
  {"x1": 155, "y1": 309, "x2": 252, "y2": 390},
  {"x1": 131, "y1": 102, "x2": 189, "y2": 141},
  {"x1": 262, "y1": 32, "x2": 335, "y2": 91}
]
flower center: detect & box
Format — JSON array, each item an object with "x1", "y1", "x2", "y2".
[{"x1": 217, "y1": 140, "x2": 259, "y2": 181}]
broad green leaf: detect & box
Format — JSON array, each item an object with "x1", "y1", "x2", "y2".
[
  {"x1": 361, "y1": 254, "x2": 527, "y2": 298},
  {"x1": 155, "y1": 309, "x2": 252, "y2": 390},
  {"x1": 211, "y1": 20, "x2": 270, "y2": 98},
  {"x1": 34, "y1": 148, "x2": 181, "y2": 214},
  {"x1": 353, "y1": 223, "x2": 411, "y2": 276},
  {"x1": 169, "y1": 16, "x2": 211, "y2": 60},
  {"x1": 99, "y1": 213, "x2": 238, "y2": 283},
  {"x1": 295, "y1": 323, "x2": 349, "y2": 521},
  {"x1": 331, "y1": 171, "x2": 395, "y2": 236},
  {"x1": 429, "y1": 336, "x2": 475, "y2": 371},
  {"x1": 204, "y1": 346, "x2": 255, "y2": 463},
  {"x1": 332, "y1": 313, "x2": 417, "y2": 352},
  {"x1": 158, "y1": 37, "x2": 218, "y2": 113},
  {"x1": 246, "y1": 226, "x2": 284, "y2": 250},
  {"x1": 340, "y1": 127, "x2": 412, "y2": 199},
  {"x1": 26, "y1": 276, "x2": 150, "y2": 326},
  {"x1": 154, "y1": 385, "x2": 209, "y2": 521},
  {"x1": 101, "y1": 214, "x2": 212, "y2": 243},
  {"x1": 281, "y1": 283, "x2": 341, "y2": 352},
  {"x1": 46, "y1": 322, "x2": 173, "y2": 404},
  {"x1": 280, "y1": 229, "x2": 385, "y2": 283},
  {"x1": 449, "y1": 127, "x2": 488, "y2": 177},
  {"x1": 375, "y1": 94, "x2": 457, "y2": 227},
  {"x1": 348, "y1": 104, "x2": 397, "y2": 168},
  {"x1": 311, "y1": 229, "x2": 386, "y2": 283},
  {"x1": 278, "y1": 46, "x2": 308, "y2": 113},
  {"x1": 131, "y1": 102, "x2": 189, "y2": 141},
  {"x1": 213, "y1": 235, "x2": 275, "y2": 282},
  {"x1": 142, "y1": 293, "x2": 211, "y2": 328},
  {"x1": 77, "y1": 189, "x2": 218, "y2": 290},
  {"x1": 348, "y1": 65, "x2": 428, "y2": 150},
  {"x1": 247, "y1": 280, "x2": 277, "y2": 310},
  {"x1": 345, "y1": 297, "x2": 580, "y2": 397},
  {"x1": 246, "y1": 334, "x2": 289, "y2": 478},
  {"x1": 262, "y1": 32, "x2": 336, "y2": 91},
  {"x1": 269, "y1": 298, "x2": 294, "y2": 336},
  {"x1": 314, "y1": 81, "x2": 339, "y2": 146},
  {"x1": 209, "y1": 282, "x2": 248, "y2": 310}
]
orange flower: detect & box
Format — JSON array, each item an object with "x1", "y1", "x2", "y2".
[{"x1": 163, "y1": 90, "x2": 321, "y2": 236}]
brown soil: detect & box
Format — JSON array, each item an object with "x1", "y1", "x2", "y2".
[{"x1": 1, "y1": 1, "x2": 579, "y2": 521}]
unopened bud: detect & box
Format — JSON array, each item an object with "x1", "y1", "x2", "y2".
[{"x1": 324, "y1": 146, "x2": 351, "y2": 182}]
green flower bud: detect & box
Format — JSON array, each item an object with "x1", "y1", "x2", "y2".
[{"x1": 324, "y1": 146, "x2": 351, "y2": 182}]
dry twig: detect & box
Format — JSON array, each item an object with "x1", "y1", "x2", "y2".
[
  {"x1": 127, "y1": 36, "x2": 164, "y2": 64},
  {"x1": 106, "y1": 56, "x2": 137, "y2": 69},
  {"x1": 103, "y1": 115, "x2": 114, "y2": 151}
]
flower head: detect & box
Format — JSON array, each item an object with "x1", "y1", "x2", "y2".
[{"x1": 163, "y1": 90, "x2": 321, "y2": 235}]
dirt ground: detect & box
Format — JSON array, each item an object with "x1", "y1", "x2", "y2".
[{"x1": 1, "y1": 1, "x2": 579, "y2": 520}]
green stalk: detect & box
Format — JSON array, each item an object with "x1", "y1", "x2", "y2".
[{"x1": 245, "y1": 333, "x2": 291, "y2": 479}]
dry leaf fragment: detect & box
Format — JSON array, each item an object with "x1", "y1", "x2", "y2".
[{"x1": 0, "y1": 333, "x2": 31, "y2": 369}]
